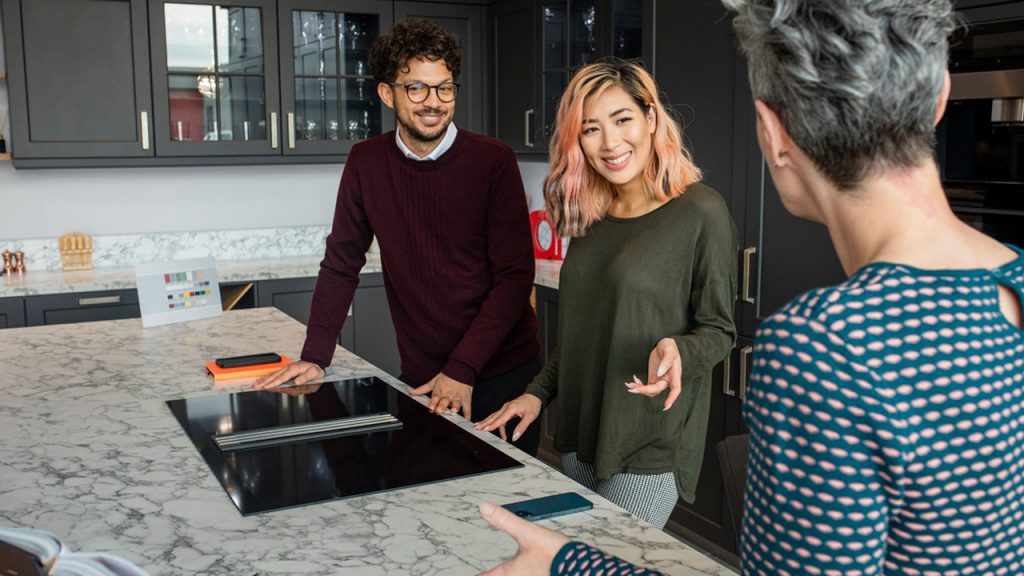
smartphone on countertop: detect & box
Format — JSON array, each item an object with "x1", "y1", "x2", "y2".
[
  {"x1": 502, "y1": 492, "x2": 593, "y2": 521},
  {"x1": 214, "y1": 352, "x2": 282, "y2": 369}
]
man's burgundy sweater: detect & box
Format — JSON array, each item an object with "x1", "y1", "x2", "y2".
[{"x1": 301, "y1": 129, "x2": 540, "y2": 386}]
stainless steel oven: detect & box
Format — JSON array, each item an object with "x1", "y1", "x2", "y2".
[{"x1": 936, "y1": 5, "x2": 1024, "y2": 247}]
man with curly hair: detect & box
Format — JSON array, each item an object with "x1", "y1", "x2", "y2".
[{"x1": 258, "y1": 19, "x2": 542, "y2": 456}]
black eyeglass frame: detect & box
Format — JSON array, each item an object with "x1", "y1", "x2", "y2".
[{"x1": 387, "y1": 81, "x2": 461, "y2": 103}]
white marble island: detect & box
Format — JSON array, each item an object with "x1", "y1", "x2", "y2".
[{"x1": 0, "y1": 308, "x2": 735, "y2": 575}]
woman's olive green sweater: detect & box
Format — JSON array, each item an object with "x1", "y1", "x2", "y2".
[{"x1": 525, "y1": 183, "x2": 738, "y2": 503}]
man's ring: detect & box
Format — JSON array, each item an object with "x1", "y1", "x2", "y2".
[{"x1": 451, "y1": 397, "x2": 462, "y2": 403}]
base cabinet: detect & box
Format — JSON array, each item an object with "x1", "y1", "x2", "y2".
[
  {"x1": 256, "y1": 273, "x2": 399, "y2": 376},
  {"x1": 25, "y1": 290, "x2": 141, "y2": 326},
  {"x1": 0, "y1": 297, "x2": 26, "y2": 328}
]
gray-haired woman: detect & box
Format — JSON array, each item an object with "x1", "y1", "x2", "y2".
[{"x1": 477, "y1": 0, "x2": 1024, "y2": 574}]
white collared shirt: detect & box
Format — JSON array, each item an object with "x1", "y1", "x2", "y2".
[{"x1": 396, "y1": 122, "x2": 458, "y2": 161}]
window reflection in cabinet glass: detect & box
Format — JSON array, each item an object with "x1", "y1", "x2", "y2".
[
  {"x1": 216, "y1": 7, "x2": 264, "y2": 73},
  {"x1": 165, "y1": 4, "x2": 268, "y2": 143},
  {"x1": 165, "y1": 4, "x2": 215, "y2": 71},
  {"x1": 290, "y1": 10, "x2": 379, "y2": 143},
  {"x1": 219, "y1": 76, "x2": 267, "y2": 141}
]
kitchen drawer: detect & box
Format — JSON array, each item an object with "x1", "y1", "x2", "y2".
[
  {"x1": 0, "y1": 297, "x2": 27, "y2": 328},
  {"x1": 25, "y1": 289, "x2": 140, "y2": 326}
]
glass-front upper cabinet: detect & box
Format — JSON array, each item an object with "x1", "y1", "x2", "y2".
[
  {"x1": 278, "y1": 0, "x2": 393, "y2": 156},
  {"x1": 149, "y1": 0, "x2": 281, "y2": 156},
  {"x1": 541, "y1": 0, "x2": 596, "y2": 140}
]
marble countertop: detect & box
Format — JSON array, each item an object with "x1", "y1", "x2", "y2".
[
  {"x1": 0, "y1": 308, "x2": 735, "y2": 575},
  {"x1": 0, "y1": 254, "x2": 383, "y2": 298},
  {"x1": 0, "y1": 254, "x2": 566, "y2": 297}
]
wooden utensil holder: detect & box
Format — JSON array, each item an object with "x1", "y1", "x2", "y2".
[{"x1": 59, "y1": 232, "x2": 94, "y2": 271}]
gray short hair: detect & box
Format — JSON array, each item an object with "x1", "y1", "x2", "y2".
[{"x1": 723, "y1": 0, "x2": 956, "y2": 190}]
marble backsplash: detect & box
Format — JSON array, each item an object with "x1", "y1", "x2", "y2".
[{"x1": 0, "y1": 226, "x2": 333, "y2": 271}]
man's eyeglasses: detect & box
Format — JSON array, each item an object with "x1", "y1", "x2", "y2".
[{"x1": 389, "y1": 81, "x2": 460, "y2": 103}]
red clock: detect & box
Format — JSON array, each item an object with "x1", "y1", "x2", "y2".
[{"x1": 530, "y1": 210, "x2": 556, "y2": 259}]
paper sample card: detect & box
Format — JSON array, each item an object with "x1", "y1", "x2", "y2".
[{"x1": 135, "y1": 257, "x2": 223, "y2": 327}]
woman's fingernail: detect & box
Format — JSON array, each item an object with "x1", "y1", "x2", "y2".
[
  {"x1": 657, "y1": 365, "x2": 668, "y2": 377},
  {"x1": 512, "y1": 431, "x2": 521, "y2": 442},
  {"x1": 481, "y1": 502, "x2": 496, "y2": 515}
]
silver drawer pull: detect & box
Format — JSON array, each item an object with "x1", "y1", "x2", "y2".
[
  {"x1": 140, "y1": 111, "x2": 150, "y2": 150},
  {"x1": 721, "y1": 352, "x2": 734, "y2": 396},
  {"x1": 270, "y1": 112, "x2": 279, "y2": 149},
  {"x1": 741, "y1": 246, "x2": 757, "y2": 304},
  {"x1": 287, "y1": 113, "x2": 296, "y2": 149},
  {"x1": 738, "y1": 345, "x2": 753, "y2": 400},
  {"x1": 524, "y1": 109, "x2": 535, "y2": 148},
  {"x1": 78, "y1": 295, "x2": 121, "y2": 306}
]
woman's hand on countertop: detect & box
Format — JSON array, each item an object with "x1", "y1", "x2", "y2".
[
  {"x1": 475, "y1": 394, "x2": 542, "y2": 443},
  {"x1": 253, "y1": 360, "x2": 325, "y2": 389}
]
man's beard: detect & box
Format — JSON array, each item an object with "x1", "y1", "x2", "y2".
[{"x1": 400, "y1": 107, "x2": 451, "y2": 143}]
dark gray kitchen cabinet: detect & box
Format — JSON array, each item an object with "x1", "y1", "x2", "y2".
[
  {"x1": 25, "y1": 290, "x2": 141, "y2": 326},
  {"x1": 149, "y1": 0, "x2": 283, "y2": 157},
  {"x1": 277, "y1": 0, "x2": 394, "y2": 156},
  {"x1": 0, "y1": 297, "x2": 25, "y2": 328},
  {"x1": 396, "y1": 1, "x2": 485, "y2": 133},
  {"x1": 488, "y1": 0, "x2": 652, "y2": 155},
  {"x1": 256, "y1": 276, "x2": 354, "y2": 349},
  {"x1": 652, "y1": 0, "x2": 841, "y2": 562},
  {"x1": 351, "y1": 273, "x2": 401, "y2": 377},
  {"x1": 490, "y1": 0, "x2": 538, "y2": 153},
  {"x1": 256, "y1": 273, "x2": 399, "y2": 377},
  {"x1": 0, "y1": 0, "x2": 154, "y2": 160}
]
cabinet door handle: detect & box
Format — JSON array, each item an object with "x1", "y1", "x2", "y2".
[
  {"x1": 140, "y1": 111, "x2": 150, "y2": 151},
  {"x1": 287, "y1": 113, "x2": 296, "y2": 149},
  {"x1": 721, "y1": 352, "x2": 734, "y2": 396},
  {"x1": 270, "y1": 112, "x2": 279, "y2": 149},
  {"x1": 78, "y1": 295, "x2": 121, "y2": 306},
  {"x1": 741, "y1": 246, "x2": 757, "y2": 304},
  {"x1": 524, "y1": 109, "x2": 535, "y2": 148},
  {"x1": 738, "y1": 345, "x2": 753, "y2": 400}
]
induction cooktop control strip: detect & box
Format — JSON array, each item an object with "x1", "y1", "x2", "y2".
[{"x1": 213, "y1": 413, "x2": 402, "y2": 451}]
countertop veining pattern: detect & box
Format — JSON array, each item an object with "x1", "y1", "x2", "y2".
[
  {"x1": 0, "y1": 254, "x2": 383, "y2": 298},
  {"x1": 0, "y1": 226, "x2": 331, "y2": 272},
  {"x1": 0, "y1": 308, "x2": 733, "y2": 575}
]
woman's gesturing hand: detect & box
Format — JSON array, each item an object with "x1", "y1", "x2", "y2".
[
  {"x1": 625, "y1": 338, "x2": 683, "y2": 411},
  {"x1": 474, "y1": 394, "x2": 543, "y2": 443}
]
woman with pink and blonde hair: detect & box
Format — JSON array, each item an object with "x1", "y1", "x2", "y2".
[{"x1": 477, "y1": 58, "x2": 738, "y2": 528}]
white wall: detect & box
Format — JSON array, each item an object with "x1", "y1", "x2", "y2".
[
  {"x1": 0, "y1": 160, "x2": 550, "y2": 239},
  {"x1": 0, "y1": 162, "x2": 342, "y2": 238}
]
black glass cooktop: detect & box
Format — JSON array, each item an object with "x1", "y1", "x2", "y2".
[{"x1": 166, "y1": 377, "x2": 522, "y2": 515}]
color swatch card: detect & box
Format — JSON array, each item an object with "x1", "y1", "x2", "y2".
[{"x1": 135, "y1": 257, "x2": 223, "y2": 327}]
